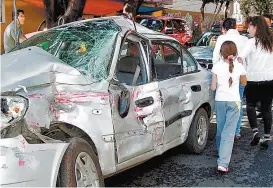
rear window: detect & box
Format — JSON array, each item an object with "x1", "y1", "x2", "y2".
[{"x1": 136, "y1": 18, "x2": 164, "y2": 32}]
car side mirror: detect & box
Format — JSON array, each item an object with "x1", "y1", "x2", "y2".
[
  {"x1": 118, "y1": 90, "x2": 130, "y2": 118},
  {"x1": 208, "y1": 64, "x2": 213, "y2": 70},
  {"x1": 165, "y1": 29, "x2": 174, "y2": 34}
]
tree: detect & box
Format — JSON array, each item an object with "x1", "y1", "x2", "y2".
[
  {"x1": 240, "y1": 0, "x2": 273, "y2": 16},
  {"x1": 200, "y1": 0, "x2": 217, "y2": 21},
  {"x1": 43, "y1": 0, "x2": 86, "y2": 28},
  {"x1": 201, "y1": 0, "x2": 232, "y2": 21}
]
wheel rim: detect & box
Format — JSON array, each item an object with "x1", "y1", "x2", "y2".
[
  {"x1": 74, "y1": 152, "x2": 99, "y2": 187},
  {"x1": 197, "y1": 116, "x2": 207, "y2": 146}
]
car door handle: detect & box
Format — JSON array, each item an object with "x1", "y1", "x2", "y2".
[
  {"x1": 191, "y1": 85, "x2": 201, "y2": 92},
  {"x1": 135, "y1": 97, "x2": 154, "y2": 108}
]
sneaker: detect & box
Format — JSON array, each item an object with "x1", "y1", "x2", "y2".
[
  {"x1": 260, "y1": 137, "x2": 271, "y2": 150},
  {"x1": 217, "y1": 166, "x2": 229, "y2": 173},
  {"x1": 260, "y1": 140, "x2": 269, "y2": 150},
  {"x1": 251, "y1": 132, "x2": 260, "y2": 146}
]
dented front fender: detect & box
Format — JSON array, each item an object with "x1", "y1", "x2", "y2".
[{"x1": 0, "y1": 135, "x2": 68, "y2": 187}]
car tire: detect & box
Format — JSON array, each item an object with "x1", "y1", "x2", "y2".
[
  {"x1": 184, "y1": 108, "x2": 209, "y2": 154},
  {"x1": 58, "y1": 137, "x2": 104, "y2": 187}
]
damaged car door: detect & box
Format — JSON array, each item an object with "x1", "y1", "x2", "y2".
[
  {"x1": 152, "y1": 40, "x2": 188, "y2": 145},
  {"x1": 110, "y1": 33, "x2": 165, "y2": 164}
]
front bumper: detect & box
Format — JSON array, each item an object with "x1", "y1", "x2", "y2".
[{"x1": 0, "y1": 135, "x2": 68, "y2": 187}]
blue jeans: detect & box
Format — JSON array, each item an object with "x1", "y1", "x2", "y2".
[
  {"x1": 215, "y1": 101, "x2": 240, "y2": 168},
  {"x1": 235, "y1": 84, "x2": 245, "y2": 136}
]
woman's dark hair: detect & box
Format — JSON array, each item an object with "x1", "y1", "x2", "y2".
[
  {"x1": 222, "y1": 18, "x2": 237, "y2": 31},
  {"x1": 247, "y1": 16, "x2": 273, "y2": 53},
  {"x1": 220, "y1": 41, "x2": 238, "y2": 87}
]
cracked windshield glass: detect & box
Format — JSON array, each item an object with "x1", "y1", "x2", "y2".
[{"x1": 13, "y1": 19, "x2": 120, "y2": 82}]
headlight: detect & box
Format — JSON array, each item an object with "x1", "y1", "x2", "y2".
[{"x1": 1, "y1": 96, "x2": 28, "y2": 129}]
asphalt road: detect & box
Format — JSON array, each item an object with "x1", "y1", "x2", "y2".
[{"x1": 105, "y1": 106, "x2": 273, "y2": 187}]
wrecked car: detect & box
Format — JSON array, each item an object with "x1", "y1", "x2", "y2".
[{"x1": 0, "y1": 16, "x2": 214, "y2": 187}]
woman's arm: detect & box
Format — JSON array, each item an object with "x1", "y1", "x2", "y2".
[
  {"x1": 240, "y1": 39, "x2": 254, "y2": 59},
  {"x1": 240, "y1": 75, "x2": 247, "y2": 86},
  {"x1": 210, "y1": 73, "x2": 217, "y2": 91}
]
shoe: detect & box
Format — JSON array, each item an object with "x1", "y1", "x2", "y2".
[
  {"x1": 217, "y1": 166, "x2": 229, "y2": 174},
  {"x1": 257, "y1": 112, "x2": 263, "y2": 118},
  {"x1": 260, "y1": 140, "x2": 269, "y2": 150},
  {"x1": 250, "y1": 132, "x2": 260, "y2": 146},
  {"x1": 235, "y1": 134, "x2": 241, "y2": 140},
  {"x1": 260, "y1": 137, "x2": 270, "y2": 150}
]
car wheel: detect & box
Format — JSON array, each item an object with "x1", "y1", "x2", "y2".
[
  {"x1": 58, "y1": 137, "x2": 104, "y2": 187},
  {"x1": 184, "y1": 108, "x2": 209, "y2": 154}
]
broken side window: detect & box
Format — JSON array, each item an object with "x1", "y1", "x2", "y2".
[
  {"x1": 152, "y1": 41, "x2": 182, "y2": 80},
  {"x1": 116, "y1": 38, "x2": 148, "y2": 86}
]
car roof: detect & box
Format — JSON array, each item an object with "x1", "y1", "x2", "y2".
[
  {"x1": 52, "y1": 16, "x2": 179, "y2": 42},
  {"x1": 136, "y1": 15, "x2": 186, "y2": 21}
]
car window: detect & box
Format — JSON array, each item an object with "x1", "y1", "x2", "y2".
[
  {"x1": 116, "y1": 39, "x2": 148, "y2": 86},
  {"x1": 182, "y1": 48, "x2": 198, "y2": 74},
  {"x1": 136, "y1": 18, "x2": 164, "y2": 32},
  {"x1": 165, "y1": 20, "x2": 173, "y2": 34},
  {"x1": 208, "y1": 35, "x2": 219, "y2": 47},
  {"x1": 197, "y1": 33, "x2": 221, "y2": 46},
  {"x1": 172, "y1": 20, "x2": 186, "y2": 33},
  {"x1": 196, "y1": 33, "x2": 210, "y2": 46},
  {"x1": 152, "y1": 42, "x2": 182, "y2": 80}
]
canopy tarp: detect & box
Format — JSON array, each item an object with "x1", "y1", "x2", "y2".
[
  {"x1": 21, "y1": 0, "x2": 165, "y2": 15},
  {"x1": 138, "y1": 6, "x2": 163, "y2": 13},
  {"x1": 112, "y1": 0, "x2": 173, "y2": 5},
  {"x1": 83, "y1": 0, "x2": 123, "y2": 15},
  {"x1": 21, "y1": 0, "x2": 123, "y2": 15}
]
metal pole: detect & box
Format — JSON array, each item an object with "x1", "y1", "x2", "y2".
[{"x1": 13, "y1": 0, "x2": 19, "y2": 47}]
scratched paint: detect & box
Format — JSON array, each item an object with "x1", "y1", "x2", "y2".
[
  {"x1": 18, "y1": 160, "x2": 25, "y2": 166},
  {"x1": 54, "y1": 92, "x2": 109, "y2": 104},
  {"x1": 27, "y1": 94, "x2": 45, "y2": 99},
  {"x1": 50, "y1": 104, "x2": 60, "y2": 120},
  {"x1": 30, "y1": 122, "x2": 40, "y2": 127},
  {"x1": 21, "y1": 139, "x2": 25, "y2": 149}
]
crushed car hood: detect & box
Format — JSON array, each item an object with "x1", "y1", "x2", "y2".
[{"x1": 1, "y1": 47, "x2": 90, "y2": 93}]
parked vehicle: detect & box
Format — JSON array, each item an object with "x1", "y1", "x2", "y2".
[
  {"x1": 1, "y1": 16, "x2": 214, "y2": 187},
  {"x1": 195, "y1": 31, "x2": 221, "y2": 47},
  {"x1": 136, "y1": 15, "x2": 192, "y2": 46},
  {"x1": 188, "y1": 30, "x2": 251, "y2": 70},
  {"x1": 188, "y1": 46, "x2": 213, "y2": 70}
]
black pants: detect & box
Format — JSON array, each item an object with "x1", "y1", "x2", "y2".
[{"x1": 245, "y1": 81, "x2": 273, "y2": 135}]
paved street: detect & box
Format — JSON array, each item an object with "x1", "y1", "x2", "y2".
[{"x1": 105, "y1": 106, "x2": 273, "y2": 187}]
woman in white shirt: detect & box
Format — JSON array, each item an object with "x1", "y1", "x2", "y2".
[
  {"x1": 211, "y1": 41, "x2": 247, "y2": 173},
  {"x1": 241, "y1": 16, "x2": 273, "y2": 150}
]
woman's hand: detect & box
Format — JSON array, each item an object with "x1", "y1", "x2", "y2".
[{"x1": 237, "y1": 57, "x2": 243, "y2": 64}]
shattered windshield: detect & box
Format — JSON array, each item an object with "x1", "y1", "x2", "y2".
[{"x1": 14, "y1": 19, "x2": 121, "y2": 82}]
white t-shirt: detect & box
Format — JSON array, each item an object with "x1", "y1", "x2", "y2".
[
  {"x1": 213, "y1": 29, "x2": 248, "y2": 64},
  {"x1": 241, "y1": 38, "x2": 273, "y2": 81},
  {"x1": 212, "y1": 60, "x2": 246, "y2": 102}
]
